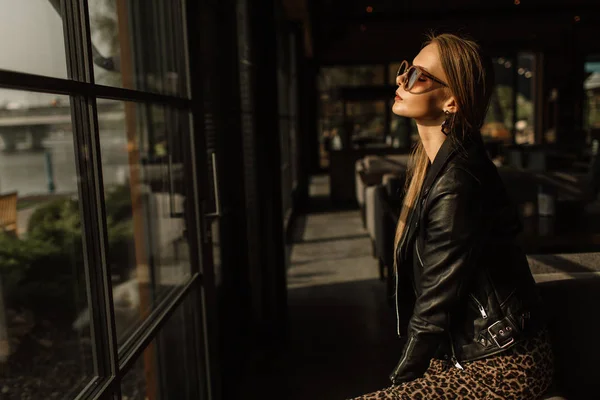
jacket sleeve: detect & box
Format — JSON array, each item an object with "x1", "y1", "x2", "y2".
[{"x1": 390, "y1": 168, "x2": 483, "y2": 384}]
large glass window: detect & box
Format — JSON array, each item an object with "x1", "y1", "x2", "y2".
[
  {"x1": 319, "y1": 65, "x2": 385, "y2": 89},
  {"x1": 0, "y1": 90, "x2": 93, "y2": 397},
  {"x1": 318, "y1": 65, "x2": 388, "y2": 168},
  {"x1": 89, "y1": 0, "x2": 189, "y2": 96},
  {"x1": 346, "y1": 100, "x2": 386, "y2": 146},
  {"x1": 0, "y1": 0, "x2": 67, "y2": 79},
  {"x1": 0, "y1": 1, "x2": 207, "y2": 399},
  {"x1": 483, "y1": 54, "x2": 538, "y2": 145},
  {"x1": 97, "y1": 100, "x2": 191, "y2": 345},
  {"x1": 516, "y1": 53, "x2": 536, "y2": 145},
  {"x1": 121, "y1": 296, "x2": 201, "y2": 400},
  {"x1": 483, "y1": 57, "x2": 515, "y2": 143},
  {"x1": 389, "y1": 62, "x2": 403, "y2": 84},
  {"x1": 584, "y1": 57, "x2": 600, "y2": 145}
]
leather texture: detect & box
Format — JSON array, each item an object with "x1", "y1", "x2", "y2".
[{"x1": 390, "y1": 136, "x2": 545, "y2": 385}]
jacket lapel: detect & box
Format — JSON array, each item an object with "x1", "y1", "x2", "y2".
[{"x1": 398, "y1": 138, "x2": 458, "y2": 262}]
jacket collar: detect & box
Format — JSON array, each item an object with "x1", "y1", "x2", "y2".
[
  {"x1": 421, "y1": 137, "x2": 458, "y2": 197},
  {"x1": 397, "y1": 137, "x2": 459, "y2": 263}
]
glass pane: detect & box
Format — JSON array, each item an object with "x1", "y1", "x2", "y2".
[
  {"x1": 389, "y1": 62, "x2": 403, "y2": 84},
  {"x1": 0, "y1": 91, "x2": 93, "y2": 396},
  {"x1": 516, "y1": 53, "x2": 536, "y2": 145},
  {"x1": 483, "y1": 57, "x2": 515, "y2": 143},
  {"x1": 97, "y1": 100, "x2": 192, "y2": 345},
  {"x1": 389, "y1": 102, "x2": 415, "y2": 149},
  {"x1": 121, "y1": 295, "x2": 202, "y2": 400},
  {"x1": 0, "y1": 0, "x2": 67, "y2": 78},
  {"x1": 584, "y1": 58, "x2": 600, "y2": 146},
  {"x1": 319, "y1": 65, "x2": 385, "y2": 90},
  {"x1": 346, "y1": 100, "x2": 386, "y2": 148},
  {"x1": 88, "y1": 0, "x2": 188, "y2": 96}
]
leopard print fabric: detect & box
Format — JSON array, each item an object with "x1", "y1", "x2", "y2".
[{"x1": 349, "y1": 329, "x2": 554, "y2": 400}]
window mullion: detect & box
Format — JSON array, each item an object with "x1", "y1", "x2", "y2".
[{"x1": 64, "y1": 0, "x2": 120, "y2": 397}]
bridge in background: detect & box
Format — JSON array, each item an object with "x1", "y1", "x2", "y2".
[{"x1": 0, "y1": 101, "x2": 123, "y2": 151}]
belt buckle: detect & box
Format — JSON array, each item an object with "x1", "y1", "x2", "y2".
[{"x1": 487, "y1": 320, "x2": 515, "y2": 349}]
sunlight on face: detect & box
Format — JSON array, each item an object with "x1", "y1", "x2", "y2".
[{"x1": 392, "y1": 43, "x2": 452, "y2": 122}]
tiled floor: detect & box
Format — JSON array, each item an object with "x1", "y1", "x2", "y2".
[{"x1": 242, "y1": 175, "x2": 404, "y2": 399}]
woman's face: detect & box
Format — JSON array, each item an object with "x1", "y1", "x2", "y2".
[{"x1": 392, "y1": 43, "x2": 453, "y2": 122}]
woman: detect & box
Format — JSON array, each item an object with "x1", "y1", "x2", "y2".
[{"x1": 351, "y1": 33, "x2": 554, "y2": 399}]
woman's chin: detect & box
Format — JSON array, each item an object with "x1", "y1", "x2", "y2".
[{"x1": 392, "y1": 103, "x2": 410, "y2": 117}]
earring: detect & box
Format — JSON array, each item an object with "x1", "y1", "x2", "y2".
[{"x1": 441, "y1": 110, "x2": 453, "y2": 135}]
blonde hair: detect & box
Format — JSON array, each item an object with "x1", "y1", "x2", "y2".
[{"x1": 393, "y1": 33, "x2": 494, "y2": 270}]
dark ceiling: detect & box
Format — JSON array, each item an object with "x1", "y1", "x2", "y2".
[{"x1": 307, "y1": 0, "x2": 600, "y2": 63}]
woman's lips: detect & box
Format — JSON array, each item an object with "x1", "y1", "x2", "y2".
[{"x1": 395, "y1": 93, "x2": 403, "y2": 101}]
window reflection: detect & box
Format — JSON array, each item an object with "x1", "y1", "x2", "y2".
[
  {"x1": 584, "y1": 57, "x2": 600, "y2": 146},
  {"x1": 346, "y1": 100, "x2": 386, "y2": 147},
  {"x1": 319, "y1": 65, "x2": 385, "y2": 89},
  {"x1": 97, "y1": 100, "x2": 192, "y2": 345},
  {"x1": 483, "y1": 54, "x2": 537, "y2": 145},
  {"x1": 0, "y1": 0, "x2": 67, "y2": 79},
  {"x1": 0, "y1": 90, "x2": 93, "y2": 396},
  {"x1": 121, "y1": 296, "x2": 201, "y2": 400},
  {"x1": 88, "y1": 0, "x2": 188, "y2": 96},
  {"x1": 516, "y1": 53, "x2": 536, "y2": 145},
  {"x1": 483, "y1": 57, "x2": 515, "y2": 143},
  {"x1": 389, "y1": 62, "x2": 403, "y2": 84}
]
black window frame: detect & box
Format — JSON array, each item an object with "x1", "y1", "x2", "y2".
[{"x1": 0, "y1": 1, "x2": 209, "y2": 399}]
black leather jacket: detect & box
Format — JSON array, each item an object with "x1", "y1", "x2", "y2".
[{"x1": 390, "y1": 136, "x2": 545, "y2": 385}]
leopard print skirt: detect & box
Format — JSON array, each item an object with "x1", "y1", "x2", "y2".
[{"x1": 349, "y1": 329, "x2": 554, "y2": 400}]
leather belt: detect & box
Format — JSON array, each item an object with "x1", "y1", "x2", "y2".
[
  {"x1": 477, "y1": 314, "x2": 527, "y2": 349},
  {"x1": 486, "y1": 316, "x2": 519, "y2": 349}
]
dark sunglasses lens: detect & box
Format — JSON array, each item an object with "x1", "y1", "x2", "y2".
[{"x1": 406, "y1": 67, "x2": 419, "y2": 91}]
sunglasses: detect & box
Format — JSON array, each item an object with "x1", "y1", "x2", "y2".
[{"x1": 396, "y1": 60, "x2": 448, "y2": 93}]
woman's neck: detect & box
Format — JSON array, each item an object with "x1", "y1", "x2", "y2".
[{"x1": 416, "y1": 122, "x2": 447, "y2": 163}]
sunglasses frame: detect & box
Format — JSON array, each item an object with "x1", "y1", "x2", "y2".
[{"x1": 396, "y1": 60, "x2": 448, "y2": 93}]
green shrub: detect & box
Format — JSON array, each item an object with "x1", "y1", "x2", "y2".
[
  {"x1": 104, "y1": 184, "x2": 133, "y2": 222},
  {"x1": 1, "y1": 185, "x2": 136, "y2": 314},
  {"x1": 0, "y1": 231, "x2": 72, "y2": 313}
]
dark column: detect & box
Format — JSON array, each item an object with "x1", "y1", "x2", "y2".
[
  {"x1": 304, "y1": 59, "x2": 320, "y2": 175},
  {"x1": 295, "y1": 27, "x2": 315, "y2": 210},
  {"x1": 249, "y1": 0, "x2": 288, "y2": 346}
]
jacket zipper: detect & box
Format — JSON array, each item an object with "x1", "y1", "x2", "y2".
[
  {"x1": 448, "y1": 331, "x2": 464, "y2": 370},
  {"x1": 394, "y1": 206, "x2": 417, "y2": 338},
  {"x1": 395, "y1": 262, "x2": 401, "y2": 337},
  {"x1": 397, "y1": 335, "x2": 416, "y2": 371},
  {"x1": 415, "y1": 239, "x2": 424, "y2": 267},
  {"x1": 469, "y1": 294, "x2": 488, "y2": 319},
  {"x1": 394, "y1": 194, "x2": 426, "y2": 338}
]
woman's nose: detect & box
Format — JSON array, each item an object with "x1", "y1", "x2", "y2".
[{"x1": 396, "y1": 74, "x2": 403, "y2": 86}]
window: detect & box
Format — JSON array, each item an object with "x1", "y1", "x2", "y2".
[
  {"x1": 516, "y1": 53, "x2": 536, "y2": 145},
  {"x1": 319, "y1": 65, "x2": 385, "y2": 89},
  {"x1": 584, "y1": 57, "x2": 600, "y2": 145},
  {"x1": 120, "y1": 295, "x2": 201, "y2": 400},
  {"x1": 483, "y1": 57, "x2": 515, "y2": 143},
  {"x1": 89, "y1": 0, "x2": 189, "y2": 96},
  {"x1": 0, "y1": 0, "x2": 68, "y2": 79},
  {"x1": 97, "y1": 101, "x2": 192, "y2": 346},
  {"x1": 0, "y1": 1, "x2": 206, "y2": 399},
  {"x1": 0, "y1": 91, "x2": 93, "y2": 397},
  {"x1": 346, "y1": 100, "x2": 386, "y2": 145},
  {"x1": 483, "y1": 54, "x2": 538, "y2": 145},
  {"x1": 317, "y1": 65, "x2": 388, "y2": 168}
]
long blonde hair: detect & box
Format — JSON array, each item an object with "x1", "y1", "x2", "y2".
[{"x1": 393, "y1": 33, "x2": 494, "y2": 269}]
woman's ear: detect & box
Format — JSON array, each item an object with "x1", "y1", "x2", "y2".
[{"x1": 444, "y1": 97, "x2": 458, "y2": 114}]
